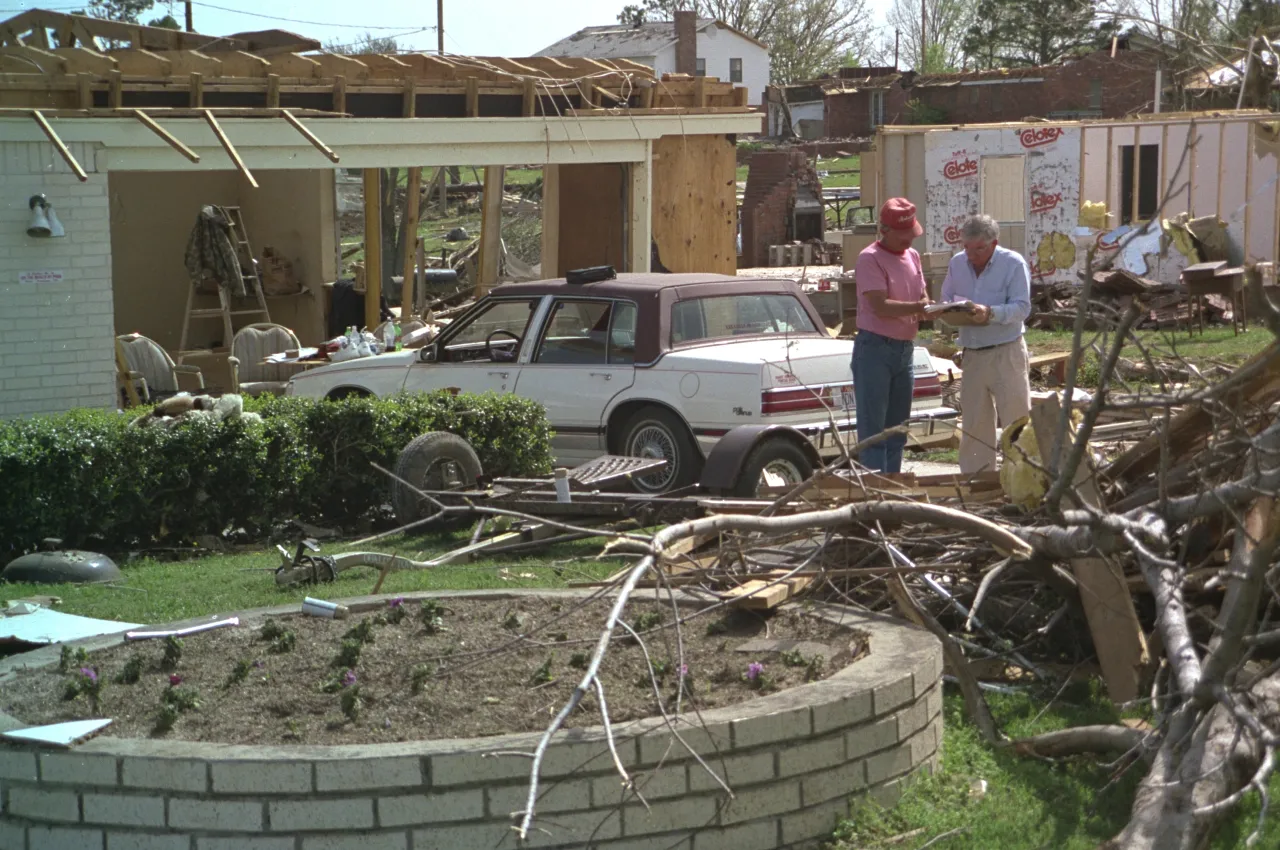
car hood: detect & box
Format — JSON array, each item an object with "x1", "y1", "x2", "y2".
[{"x1": 292, "y1": 350, "x2": 418, "y2": 380}]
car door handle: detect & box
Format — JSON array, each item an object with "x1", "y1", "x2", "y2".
[
  {"x1": 589, "y1": 372, "x2": 613, "y2": 381},
  {"x1": 487, "y1": 371, "x2": 509, "y2": 379}
]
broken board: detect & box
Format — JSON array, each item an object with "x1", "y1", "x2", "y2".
[
  {"x1": 722, "y1": 571, "x2": 814, "y2": 610},
  {"x1": 2, "y1": 718, "x2": 112, "y2": 748}
]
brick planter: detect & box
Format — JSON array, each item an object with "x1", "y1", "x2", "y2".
[{"x1": 0, "y1": 590, "x2": 942, "y2": 850}]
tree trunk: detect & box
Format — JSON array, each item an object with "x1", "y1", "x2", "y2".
[{"x1": 1100, "y1": 673, "x2": 1280, "y2": 850}]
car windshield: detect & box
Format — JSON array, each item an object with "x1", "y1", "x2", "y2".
[{"x1": 671, "y1": 294, "x2": 819, "y2": 345}]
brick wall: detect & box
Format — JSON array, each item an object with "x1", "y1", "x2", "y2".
[
  {"x1": 827, "y1": 49, "x2": 1161, "y2": 132},
  {"x1": 0, "y1": 591, "x2": 943, "y2": 850},
  {"x1": 741, "y1": 151, "x2": 825, "y2": 268},
  {"x1": 0, "y1": 142, "x2": 115, "y2": 419}
]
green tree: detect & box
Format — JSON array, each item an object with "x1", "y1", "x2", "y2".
[
  {"x1": 75, "y1": 1, "x2": 157, "y2": 23},
  {"x1": 1234, "y1": 0, "x2": 1280, "y2": 35},
  {"x1": 148, "y1": 13, "x2": 180, "y2": 29},
  {"x1": 962, "y1": 0, "x2": 1120, "y2": 67},
  {"x1": 322, "y1": 32, "x2": 400, "y2": 55}
]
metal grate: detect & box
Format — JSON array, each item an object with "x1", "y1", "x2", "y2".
[{"x1": 569, "y1": 455, "x2": 667, "y2": 487}]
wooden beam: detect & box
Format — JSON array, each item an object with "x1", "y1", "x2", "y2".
[
  {"x1": 31, "y1": 110, "x2": 87, "y2": 181},
  {"x1": 522, "y1": 77, "x2": 537, "y2": 116},
  {"x1": 0, "y1": 44, "x2": 65, "y2": 73},
  {"x1": 541, "y1": 164, "x2": 560, "y2": 278},
  {"x1": 363, "y1": 168, "x2": 383, "y2": 331},
  {"x1": 628, "y1": 141, "x2": 652, "y2": 273},
  {"x1": 202, "y1": 109, "x2": 256, "y2": 188},
  {"x1": 133, "y1": 109, "x2": 199, "y2": 162},
  {"x1": 108, "y1": 69, "x2": 122, "y2": 108},
  {"x1": 216, "y1": 50, "x2": 270, "y2": 78},
  {"x1": 266, "y1": 73, "x2": 280, "y2": 108},
  {"x1": 280, "y1": 110, "x2": 339, "y2": 162},
  {"x1": 53, "y1": 46, "x2": 114, "y2": 75},
  {"x1": 75, "y1": 72, "x2": 92, "y2": 109},
  {"x1": 403, "y1": 166, "x2": 422, "y2": 317},
  {"x1": 188, "y1": 71, "x2": 202, "y2": 108},
  {"x1": 311, "y1": 52, "x2": 369, "y2": 81},
  {"x1": 332, "y1": 75, "x2": 346, "y2": 114},
  {"x1": 162, "y1": 49, "x2": 221, "y2": 77},
  {"x1": 465, "y1": 77, "x2": 479, "y2": 117},
  {"x1": 267, "y1": 53, "x2": 321, "y2": 78},
  {"x1": 1029, "y1": 396, "x2": 1147, "y2": 704},
  {"x1": 113, "y1": 49, "x2": 172, "y2": 76},
  {"x1": 402, "y1": 78, "x2": 416, "y2": 117},
  {"x1": 477, "y1": 165, "x2": 505, "y2": 296}
]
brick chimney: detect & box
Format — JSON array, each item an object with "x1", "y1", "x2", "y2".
[{"x1": 674, "y1": 10, "x2": 697, "y2": 76}]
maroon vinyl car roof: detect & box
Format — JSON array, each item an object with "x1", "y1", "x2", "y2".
[{"x1": 483, "y1": 273, "x2": 828, "y2": 364}]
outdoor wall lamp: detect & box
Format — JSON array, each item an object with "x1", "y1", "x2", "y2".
[{"x1": 27, "y1": 194, "x2": 65, "y2": 238}]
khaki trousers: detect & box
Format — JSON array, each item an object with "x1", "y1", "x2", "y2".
[{"x1": 959, "y1": 337, "x2": 1031, "y2": 474}]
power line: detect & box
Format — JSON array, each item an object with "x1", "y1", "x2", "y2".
[{"x1": 189, "y1": 1, "x2": 430, "y2": 31}]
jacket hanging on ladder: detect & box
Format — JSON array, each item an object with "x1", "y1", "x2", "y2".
[{"x1": 183, "y1": 205, "x2": 251, "y2": 297}]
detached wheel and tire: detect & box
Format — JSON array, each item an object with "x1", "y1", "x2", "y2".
[
  {"x1": 730, "y1": 437, "x2": 814, "y2": 498},
  {"x1": 391, "y1": 431, "x2": 483, "y2": 531},
  {"x1": 620, "y1": 406, "x2": 702, "y2": 494}
]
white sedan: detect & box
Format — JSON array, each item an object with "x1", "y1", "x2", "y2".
[{"x1": 287, "y1": 273, "x2": 957, "y2": 493}]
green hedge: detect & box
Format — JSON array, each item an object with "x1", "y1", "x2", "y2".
[{"x1": 0, "y1": 392, "x2": 553, "y2": 557}]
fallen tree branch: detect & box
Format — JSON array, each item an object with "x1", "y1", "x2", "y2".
[{"x1": 1009, "y1": 725, "x2": 1149, "y2": 759}]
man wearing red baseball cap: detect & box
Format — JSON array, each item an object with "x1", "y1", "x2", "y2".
[{"x1": 851, "y1": 197, "x2": 930, "y2": 473}]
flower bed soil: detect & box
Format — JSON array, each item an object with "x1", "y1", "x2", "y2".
[{"x1": 2, "y1": 596, "x2": 865, "y2": 746}]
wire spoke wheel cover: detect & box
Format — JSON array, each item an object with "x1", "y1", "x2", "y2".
[{"x1": 627, "y1": 423, "x2": 678, "y2": 491}]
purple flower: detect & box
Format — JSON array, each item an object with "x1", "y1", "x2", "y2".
[
  {"x1": 746, "y1": 662, "x2": 764, "y2": 681},
  {"x1": 252, "y1": 660, "x2": 266, "y2": 669},
  {"x1": 79, "y1": 667, "x2": 98, "y2": 684},
  {"x1": 342, "y1": 670, "x2": 358, "y2": 687},
  {"x1": 388, "y1": 597, "x2": 404, "y2": 609},
  {"x1": 169, "y1": 674, "x2": 183, "y2": 687},
  {"x1": 679, "y1": 664, "x2": 689, "y2": 678}
]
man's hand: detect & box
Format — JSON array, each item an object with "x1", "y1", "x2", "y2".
[{"x1": 968, "y1": 303, "x2": 993, "y2": 325}]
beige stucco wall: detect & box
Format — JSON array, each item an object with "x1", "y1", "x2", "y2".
[{"x1": 109, "y1": 169, "x2": 337, "y2": 376}]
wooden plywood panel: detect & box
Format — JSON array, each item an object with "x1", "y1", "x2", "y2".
[
  {"x1": 651, "y1": 134, "x2": 736, "y2": 274},
  {"x1": 557, "y1": 163, "x2": 625, "y2": 277},
  {"x1": 981, "y1": 155, "x2": 1026, "y2": 222},
  {"x1": 905, "y1": 133, "x2": 926, "y2": 213},
  {"x1": 1162, "y1": 122, "x2": 1195, "y2": 216},
  {"x1": 1190, "y1": 120, "x2": 1219, "y2": 219},
  {"x1": 1248, "y1": 122, "x2": 1280, "y2": 262},
  {"x1": 881, "y1": 133, "x2": 907, "y2": 200},
  {"x1": 1220, "y1": 121, "x2": 1249, "y2": 256},
  {"x1": 1080, "y1": 126, "x2": 1108, "y2": 209}
]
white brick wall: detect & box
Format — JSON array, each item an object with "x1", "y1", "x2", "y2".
[{"x1": 0, "y1": 141, "x2": 115, "y2": 419}]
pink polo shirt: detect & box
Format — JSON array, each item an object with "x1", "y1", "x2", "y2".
[{"x1": 854, "y1": 241, "x2": 926, "y2": 342}]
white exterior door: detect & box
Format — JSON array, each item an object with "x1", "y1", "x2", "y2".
[{"x1": 513, "y1": 298, "x2": 637, "y2": 466}]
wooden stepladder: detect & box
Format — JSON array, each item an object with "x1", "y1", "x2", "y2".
[{"x1": 178, "y1": 206, "x2": 271, "y2": 363}]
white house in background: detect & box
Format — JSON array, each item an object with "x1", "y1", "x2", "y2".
[{"x1": 536, "y1": 18, "x2": 770, "y2": 106}]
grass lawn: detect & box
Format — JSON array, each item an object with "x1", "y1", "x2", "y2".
[
  {"x1": 832, "y1": 688, "x2": 1280, "y2": 850},
  {"x1": 0, "y1": 532, "x2": 624, "y2": 626}
]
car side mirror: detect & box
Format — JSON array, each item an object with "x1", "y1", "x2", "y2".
[{"x1": 418, "y1": 345, "x2": 436, "y2": 364}]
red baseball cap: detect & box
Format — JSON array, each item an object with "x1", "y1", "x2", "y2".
[{"x1": 879, "y1": 197, "x2": 924, "y2": 237}]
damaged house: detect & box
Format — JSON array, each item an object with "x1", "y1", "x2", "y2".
[{"x1": 0, "y1": 9, "x2": 758, "y2": 420}]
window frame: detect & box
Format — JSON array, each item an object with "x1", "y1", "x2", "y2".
[
  {"x1": 695, "y1": 57, "x2": 707, "y2": 77},
  {"x1": 529, "y1": 297, "x2": 639, "y2": 367},
  {"x1": 729, "y1": 57, "x2": 743, "y2": 83},
  {"x1": 669, "y1": 293, "x2": 822, "y2": 348}
]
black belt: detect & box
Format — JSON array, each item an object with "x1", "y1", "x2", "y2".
[{"x1": 964, "y1": 339, "x2": 1019, "y2": 352}]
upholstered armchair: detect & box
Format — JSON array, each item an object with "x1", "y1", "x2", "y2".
[
  {"x1": 115, "y1": 333, "x2": 204, "y2": 407},
  {"x1": 228, "y1": 323, "x2": 304, "y2": 397}
]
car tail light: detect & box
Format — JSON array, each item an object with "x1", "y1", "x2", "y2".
[
  {"x1": 761, "y1": 383, "x2": 853, "y2": 415},
  {"x1": 914, "y1": 373, "x2": 942, "y2": 399}
]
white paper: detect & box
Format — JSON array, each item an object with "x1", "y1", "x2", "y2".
[
  {"x1": 3, "y1": 719, "x2": 112, "y2": 748},
  {"x1": 924, "y1": 300, "x2": 973, "y2": 314}
]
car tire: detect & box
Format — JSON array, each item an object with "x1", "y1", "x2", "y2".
[
  {"x1": 730, "y1": 437, "x2": 814, "y2": 499},
  {"x1": 620, "y1": 406, "x2": 702, "y2": 494},
  {"x1": 391, "y1": 431, "x2": 483, "y2": 531}
]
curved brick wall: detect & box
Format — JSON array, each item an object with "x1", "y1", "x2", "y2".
[{"x1": 0, "y1": 591, "x2": 942, "y2": 850}]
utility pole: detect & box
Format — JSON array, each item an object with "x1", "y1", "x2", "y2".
[
  {"x1": 894, "y1": 29, "x2": 899, "y2": 69},
  {"x1": 920, "y1": 0, "x2": 926, "y2": 71},
  {"x1": 184, "y1": 0, "x2": 193, "y2": 32},
  {"x1": 437, "y1": 0, "x2": 444, "y2": 55}
]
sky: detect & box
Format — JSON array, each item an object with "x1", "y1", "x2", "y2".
[{"x1": 1, "y1": 0, "x2": 892, "y2": 57}]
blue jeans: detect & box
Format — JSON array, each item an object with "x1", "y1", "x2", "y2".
[{"x1": 852, "y1": 330, "x2": 915, "y2": 474}]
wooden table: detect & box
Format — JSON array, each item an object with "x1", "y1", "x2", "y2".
[{"x1": 1183, "y1": 261, "x2": 1247, "y2": 335}]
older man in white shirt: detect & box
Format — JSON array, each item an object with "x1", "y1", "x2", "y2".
[{"x1": 940, "y1": 214, "x2": 1033, "y2": 474}]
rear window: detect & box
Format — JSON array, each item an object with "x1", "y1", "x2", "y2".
[{"x1": 671, "y1": 294, "x2": 819, "y2": 345}]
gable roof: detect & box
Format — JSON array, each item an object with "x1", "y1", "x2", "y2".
[{"x1": 536, "y1": 18, "x2": 766, "y2": 59}]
